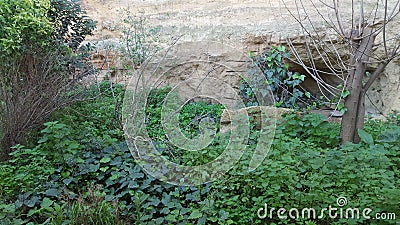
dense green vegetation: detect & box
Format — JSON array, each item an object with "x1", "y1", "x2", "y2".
[
  {"x1": 0, "y1": 82, "x2": 398, "y2": 224},
  {"x1": 241, "y1": 46, "x2": 312, "y2": 109},
  {"x1": 0, "y1": 1, "x2": 399, "y2": 224},
  {"x1": 0, "y1": 0, "x2": 95, "y2": 157}
]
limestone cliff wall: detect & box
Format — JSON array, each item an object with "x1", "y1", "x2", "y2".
[{"x1": 81, "y1": 0, "x2": 400, "y2": 115}]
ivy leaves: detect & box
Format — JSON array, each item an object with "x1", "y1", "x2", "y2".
[
  {"x1": 241, "y1": 46, "x2": 310, "y2": 108},
  {"x1": 1, "y1": 83, "x2": 399, "y2": 224}
]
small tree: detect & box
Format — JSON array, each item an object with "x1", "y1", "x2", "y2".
[
  {"x1": 284, "y1": 0, "x2": 400, "y2": 144},
  {"x1": 0, "y1": 0, "x2": 95, "y2": 158}
]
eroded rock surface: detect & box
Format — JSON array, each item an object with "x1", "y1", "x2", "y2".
[{"x1": 81, "y1": 0, "x2": 400, "y2": 115}]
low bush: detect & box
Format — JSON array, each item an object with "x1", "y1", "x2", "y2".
[{"x1": 0, "y1": 84, "x2": 398, "y2": 225}]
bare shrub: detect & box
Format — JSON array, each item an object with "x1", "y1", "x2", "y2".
[{"x1": 0, "y1": 45, "x2": 90, "y2": 159}]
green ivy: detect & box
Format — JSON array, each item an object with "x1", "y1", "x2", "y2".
[
  {"x1": 241, "y1": 46, "x2": 311, "y2": 108},
  {"x1": 1, "y1": 85, "x2": 399, "y2": 225}
]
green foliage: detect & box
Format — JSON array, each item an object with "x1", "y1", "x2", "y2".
[
  {"x1": 46, "y1": 141, "x2": 227, "y2": 224},
  {"x1": 67, "y1": 199, "x2": 124, "y2": 225},
  {"x1": 0, "y1": 144, "x2": 54, "y2": 199},
  {"x1": 145, "y1": 87, "x2": 228, "y2": 166},
  {"x1": 48, "y1": 0, "x2": 96, "y2": 49},
  {"x1": 0, "y1": 143, "x2": 59, "y2": 224},
  {"x1": 379, "y1": 127, "x2": 400, "y2": 145},
  {"x1": 0, "y1": 82, "x2": 126, "y2": 224},
  {"x1": 387, "y1": 112, "x2": 400, "y2": 125},
  {"x1": 212, "y1": 118, "x2": 399, "y2": 225},
  {"x1": 1, "y1": 85, "x2": 399, "y2": 225},
  {"x1": 279, "y1": 112, "x2": 340, "y2": 148},
  {"x1": 178, "y1": 101, "x2": 224, "y2": 136},
  {"x1": 121, "y1": 10, "x2": 161, "y2": 65},
  {"x1": 241, "y1": 46, "x2": 311, "y2": 108},
  {"x1": 358, "y1": 129, "x2": 374, "y2": 145},
  {"x1": 0, "y1": 185, "x2": 124, "y2": 225},
  {"x1": 0, "y1": 0, "x2": 95, "y2": 55},
  {"x1": 0, "y1": 0, "x2": 53, "y2": 57},
  {"x1": 0, "y1": 0, "x2": 96, "y2": 156}
]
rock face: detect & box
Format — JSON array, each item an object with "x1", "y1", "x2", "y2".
[
  {"x1": 81, "y1": 0, "x2": 400, "y2": 115},
  {"x1": 220, "y1": 106, "x2": 292, "y2": 130}
]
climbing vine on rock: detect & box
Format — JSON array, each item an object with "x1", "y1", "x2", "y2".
[{"x1": 240, "y1": 46, "x2": 310, "y2": 108}]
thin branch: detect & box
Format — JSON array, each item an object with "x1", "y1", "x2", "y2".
[
  {"x1": 362, "y1": 59, "x2": 390, "y2": 93},
  {"x1": 334, "y1": 0, "x2": 346, "y2": 36},
  {"x1": 359, "y1": 0, "x2": 364, "y2": 34}
]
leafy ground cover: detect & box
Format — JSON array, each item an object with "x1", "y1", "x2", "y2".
[{"x1": 0, "y1": 83, "x2": 399, "y2": 224}]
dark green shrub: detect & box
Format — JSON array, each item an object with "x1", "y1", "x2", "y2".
[
  {"x1": 48, "y1": 0, "x2": 96, "y2": 49},
  {"x1": 241, "y1": 46, "x2": 312, "y2": 108}
]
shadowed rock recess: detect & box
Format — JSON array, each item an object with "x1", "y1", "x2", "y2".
[{"x1": 82, "y1": 0, "x2": 400, "y2": 115}]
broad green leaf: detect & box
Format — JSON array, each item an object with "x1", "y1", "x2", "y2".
[
  {"x1": 342, "y1": 89, "x2": 350, "y2": 98},
  {"x1": 26, "y1": 196, "x2": 40, "y2": 207},
  {"x1": 188, "y1": 209, "x2": 203, "y2": 219},
  {"x1": 44, "y1": 188, "x2": 59, "y2": 197},
  {"x1": 110, "y1": 173, "x2": 120, "y2": 180},
  {"x1": 100, "y1": 157, "x2": 111, "y2": 163},
  {"x1": 40, "y1": 197, "x2": 53, "y2": 208},
  {"x1": 358, "y1": 129, "x2": 374, "y2": 145},
  {"x1": 63, "y1": 177, "x2": 73, "y2": 185}
]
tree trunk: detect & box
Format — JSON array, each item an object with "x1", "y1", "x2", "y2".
[{"x1": 340, "y1": 28, "x2": 375, "y2": 144}]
